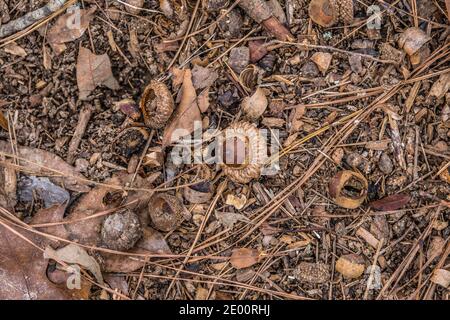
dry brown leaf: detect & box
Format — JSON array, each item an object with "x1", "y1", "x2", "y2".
[
  {"x1": 197, "y1": 87, "x2": 210, "y2": 113},
  {"x1": 216, "y1": 211, "x2": 250, "y2": 230},
  {"x1": 0, "y1": 141, "x2": 90, "y2": 193},
  {"x1": 0, "y1": 207, "x2": 91, "y2": 299},
  {"x1": 427, "y1": 236, "x2": 445, "y2": 260},
  {"x1": 0, "y1": 111, "x2": 9, "y2": 131},
  {"x1": 369, "y1": 193, "x2": 411, "y2": 211},
  {"x1": 430, "y1": 269, "x2": 450, "y2": 288},
  {"x1": 289, "y1": 106, "x2": 306, "y2": 132},
  {"x1": 162, "y1": 69, "x2": 201, "y2": 147},
  {"x1": 76, "y1": 47, "x2": 119, "y2": 100},
  {"x1": 311, "y1": 52, "x2": 332, "y2": 74},
  {"x1": 225, "y1": 194, "x2": 247, "y2": 210},
  {"x1": 446, "y1": 0, "x2": 450, "y2": 22},
  {"x1": 429, "y1": 72, "x2": 450, "y2": 99},
  {"x1": 3, "y1": 42, "x2": 27, "y2": 57},
  {"x1": 48, "y1": 7, "x2": 96, "y2": 46},
  {"x1": 43, "y1": 45, "x2": 52, "y2": 70},
  {"x1": 230, "y1": 248, "x2": 260, "y2": 269},
  {"x1": 191, "y1": 64, "x2": 218, "y2": 90},
  {"x1": 171, "y1": 67, "x2": 186, "y2": 89}
]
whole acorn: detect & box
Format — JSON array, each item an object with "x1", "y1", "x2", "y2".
[
  {"x1": 148, "y1": 193, "x2": 188, "y2": 232},
  {"x1": 113, "y1": 127, "x2": 149, "y2": 158},
  {"x1": 101, "y1": 209, "x2": 143, "y2": 251},
  {"x1": 140, "y1": 80, "x2": 174, "y2": 129},
  {"x1": 218, "y1": 121, "x2": 267, "y2": 184}
]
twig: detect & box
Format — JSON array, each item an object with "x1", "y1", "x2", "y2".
[
  {"x1": 0, "y1": 0, "x2": 68, "y2": 39},
  {"x1": 67, "y1": 105, "x2": 93, "y2": 165}
]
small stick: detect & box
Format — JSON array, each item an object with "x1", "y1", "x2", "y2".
[
  {"x1": 67, "y1": 105, "x2": 93, "y2": 165},
  {"x1": 0, "y1": 0, "x2": 68, "y2": 39}
]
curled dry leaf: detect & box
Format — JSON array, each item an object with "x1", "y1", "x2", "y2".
[
  {"x1": 76, "y1": 47, "x2": 119, "y2": 100},
  {"x1": 44, "y1": 243, "x2": 104, "y2": 285},
  {"x1": 226, "y1": 194, "x2": 247, "y2": 210},
  {"x1": 241, "y1": 87, "x2": 268, "y2": 121},
  {"x1": 162, "y1": 69, "x2": 201, "y2": 147},
  {"x1": 48, "y1": 7, "x2": 96, "y2": 47},
  {"x1": 335, "y1": 254, "x2": 365, "y2": 279},
  {"x1": 369, "y1": 193, "x2": 411, "y2": 211},
  {"x1": 230, "y1": 247, "x2": 260, "y2": 269},
  {"x1": 328, "y1": 170, "x2": 368, "y2": 209},
  {"x1": 0, "y1": 141, "x2": 90, "y2": 193},
  {"x1": 295, "y1": 262, "x2": 330, "y2": 284}
]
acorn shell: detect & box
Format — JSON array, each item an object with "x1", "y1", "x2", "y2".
[
  {"x1": 219, "y1": 122, "x2": 267, "y2": 184},
  {"x1": 309, "y1": 0, "x2": 338, "y2": 27},
  {"x1": 183, "y1": 181, "x2": 214, "y2": 204},
  {"x1": 113, "y1": 127, "x2": 149, "y2": 158},
  {"x1": 140, "y1": 80, "x2": 174, "y2": 129},
  {"x1": 328, "y1": 170, "x2": 368, "y2": 209},
  {"x1": 398, "y1": 27, "x2": 431, "y2": 56},
  {"x1": 148, "y1": 193, "x2": 186, "y2": 232}
]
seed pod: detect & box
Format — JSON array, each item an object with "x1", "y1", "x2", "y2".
[
  {"x1": 183, "y1": 181, "x2": 214, "y2": 204},
  {"x1": 335, "y1": 254, "x2": 365, "y2": 279},
  {"x1": 148, "y1": 193, "x2": 186, "y2": 232},
  {"x1": 218, "y1": 122, "x2": 267, "y2": 184},
  {"x1": 113, "y1": 127, "x2": 149, "y2": 158},
  {"x1": 398, "y1": 27, "x2": 431, "y2": 57},
  {"x1": 140, "y1": 80, "x2": 174, "y2": 129},
  {"x1": 295, "y1": 262, "x2": 330, "y2": 284},
  {"x1": 328, "y1": 170, "x2": 368, "y2": 209},
  {"x1": 101, "y1": 209, "x2": 143, "y2": 251}
]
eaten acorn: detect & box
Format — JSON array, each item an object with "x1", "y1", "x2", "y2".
[
  {"x1": 113, "y1": 126, "x2": 149, "y2": 158},
  {"x1": 148, "y1": 193, "x2": 188, "y2": 232}
]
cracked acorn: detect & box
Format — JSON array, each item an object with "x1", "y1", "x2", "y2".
[
  {"x1": 328, "y1": 170, "x2": 368, "y2": 209},
  {"x1": 140, "y1": 80, "x2": 174, "y2": 129},
  {"x1": 113, "y1": 127, "x2": 149, "y2": 158},
  {"x1": 218, "y1": 121, "x2": 267, "y2": 184},
  {"x1": 308, "y1": 0, "x2": 354, "y2": 27},
  {"x1": 148, "y1": 193, "x2": 189, "y2": 232}
]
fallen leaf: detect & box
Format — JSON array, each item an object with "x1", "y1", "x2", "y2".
[
  {"x1": 0, "y1": 208, "x2": 91, "y2": 299},
  {"x1": 289, "y1": 106, "x2": 306, "y2": 132},
  {"x1": 162, "y1": 69, "x2": 201, "y2": 147},
  {"x1": 230, "y1": 248, "x2": 260, "y2": 269},
  {"x1": 197, "y1": 87, "x2": 210, "y2": 113},
  {"x1": 3, "y1": 42, "x2": 27, "y2": 57},
  {"x1": 249, "y1": 40, "x2": 268, "y2": 63},
  {"x1": 48, "y1": 7, "x2": 96, "y2": 46},
  {"x1": 0, "y1": 111, "x2": 9, "y2": 131},
  {"x1": 171, "y1": 67, "x2": 186, "y2": 89},
  {"x1": 0, "y1": 141, "x2": 90, "y2": 193},
  {"x1": 44, "y1": 244, "x2": 104, "y2": 285},
  {"x1": 216, "y1": 211, "x2": 250, "y2": 229},
  {"x1": 427, "y1": 237, "x2": 445, "y2": 260},
  {"x1": 369, "y1": 193, "x2": 411, "y2": 211},
  {"x1": 191, "y1": 65, "x2": 218, "y2": 90},
  {"x1": 430, "y1": 269, "x2": 450, "y2": 288},
  {"x1": 310, "y1": 52, "x2": 332, "y2": 74},
  {"x1": 43, "y1": 45, "x2": 52, "y2": 70},
  {"x1": 18, "y1": 176, "x2": 70, "y2": 208},
  {"x1": 429, "y1": 72, "x2": 450, "y2": 99},
  {"x1": 76, "y1": 47, "x2": 119, "y2": 100}
]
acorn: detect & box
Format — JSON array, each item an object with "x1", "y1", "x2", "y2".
[
  {"x1": 328, "y1": 170, "x2": 368, "y2": 209},
  {"x1": 113, "y1": 127, "x2": 149, "y2": 158},
  {"x1": 218, "y1": 122, "x2": 267, "y2": 184},
  {"x1": 140, "y1": 80, "x2": 174, "y2": 129},
  {"x1": 148, "y1": 193, "x2": 188, "y2": 232},
  {"x1": 309, "y1": 0, "x2": 354, "y2": 27},
  {"x1": 239, "y1": 64, "x2": 263, "y2": 92},
  {"x1": 101, "y1": 209, "x2": 143, "y2": 251}
]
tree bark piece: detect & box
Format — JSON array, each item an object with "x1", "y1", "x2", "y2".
[{"x1": 0, "y1": 0, "x2": 67, "y2": 39}]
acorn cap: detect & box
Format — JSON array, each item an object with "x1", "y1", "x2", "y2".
[
  {"x1": 336, "y1": 0, "x2": 354, "y2": 24},
  {"x1": 219, "y1": 122, "x2": 267, "y2": 184},
  {"x1": 140, "y1": 80, "x2": 174, "y2": 129}
]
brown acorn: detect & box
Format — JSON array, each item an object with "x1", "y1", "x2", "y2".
[
  {"x1": 140, "y1": 80, "x2": 174, "y2": 129},
  {"x1": 328, "y1": 170, "x2": 368, "y2": 209},
  {"x1": 101, "y1": 209, "x2": 143, "y2": 251},
  {"x1": 218, "y1": 122, "x2": 267, "y2": 184},
  {"x1": 148, "y1": 193, "x2": 188, "y2": 232},
  {"x1": 113, "y1": 127, "x2": 149, "y2": 158}
]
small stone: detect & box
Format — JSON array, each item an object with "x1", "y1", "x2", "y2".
[
  {"x1": 228, "y1": 47, "x2": 250, "y2": 74},
  {"x1": 346, "y1": 152, "x2": 364, "y2": 168},
  {"x1": 378, "y1": 153, "x2": 393, "y2": 174}
]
